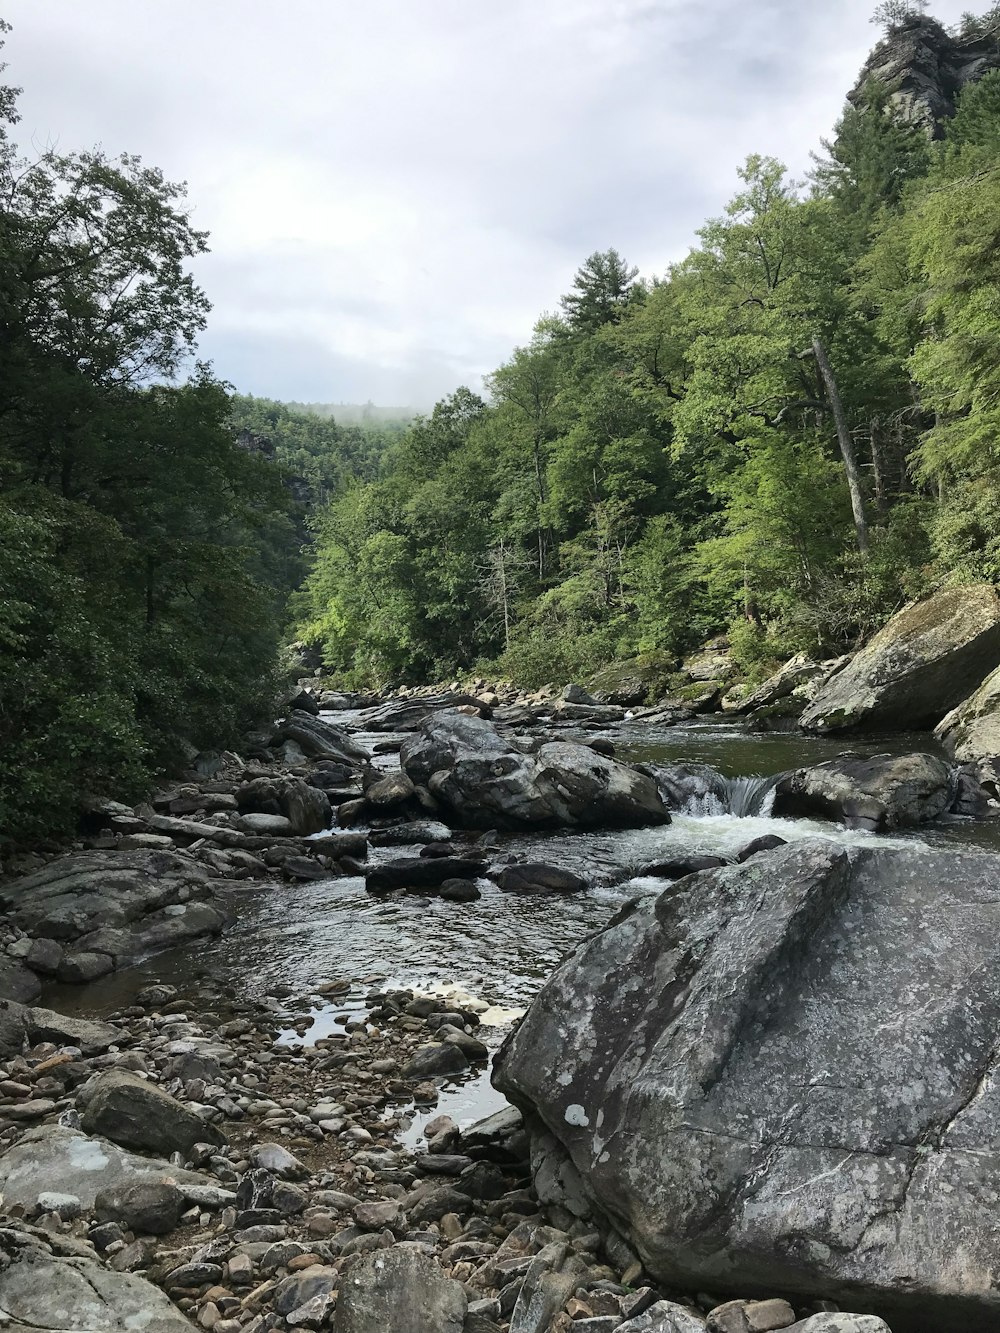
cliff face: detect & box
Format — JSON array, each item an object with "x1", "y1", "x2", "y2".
[{"x1": 849, "y1": 15, "x2": 1000, "y2": 137}]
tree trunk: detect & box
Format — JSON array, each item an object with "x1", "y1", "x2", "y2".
[{"x1": 812, "y1": 334, "x2": 869, "y2": 556}]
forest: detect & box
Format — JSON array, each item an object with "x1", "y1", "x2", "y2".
[
  {"x1": 5, "y1": 5, "x2": 1000, "y2": 841},
  {"x1": 294, "y1": 8, "x2": 1000, "y2": 690}
]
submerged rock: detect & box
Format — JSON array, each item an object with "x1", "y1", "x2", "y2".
[
  {"x1": 400, "y1": 713, "x2": 669, "y2": 831},
  {"x1": 800, "y1": 584, "x2": 1000, "y2": 734},
  {"x1": 494, "y1": 840, "x2": 1000, "y2": 1330},
  {"x1": 772, "y1": 752, "x2": 954, "y2": 830}
]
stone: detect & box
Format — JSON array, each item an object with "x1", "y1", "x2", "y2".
[
  {"x1": 332, "y1": 1242, "x2": 467, "y2": 1332},
  {"x1": 0, "y1": 849, "x2": 223, "y2": 970},
  {"x1": 438, "y1": 878, "x2": 481, "y2": 902},
  {"x1": 771, "y1": 752, "x2": 953, "y2": 830},
  {"x1": 736, "y1": 655, "x2": 825, "y2": 715},
  {"x1": 637, "y1": 855, "x2": 727, "y2": 880},
  {"x1": 21, "y1": 1006, "x2": 123, "y2": 1055},
  {"x1": 495, "y1": 863, "x2": 587, "y2": 894},
  {"x1": 80, "y1": 1068, "x2": 225, "y2": 1156},
  {"x1": 734, "y1": 835, "x2": 787, "y2": 863},
  {"x1": 785, "y1": 1321, "x2": 890, "y2": 1333},
  {"x1": 353, "y1": 1198, "x2": 404, "y2": 1230},
  {"x1": 368, "y1": 820, "x2": 453, "y2": 846},
  {"x1": 562, "y1": 683, "x2": 597, "y2": 704},
  {"x1": 800, "y1": 584, "x2": 1000, "y2": 733},
  {"x1": 936, "y1": 663, "x2": 1000, "y2": 763},
  {"x1": 365, "y1": 856, "x2": 485, "y2": 895},
  {"x1": 365, "y1": 770, "x2": 416, "y2": 810},
  {"x1": 0, "y1": 955, "x2": 42, "y2": 1003},
  {"x1": 619, "y1": 1303, "x2": 708, "y2": 1331},
  {"x1": 271, "y1": 710, "x2": 370, "y2": 762},
  {"x1": 280, "y1": 778, "x2": 332, "y2": 835},
  {"x1": 239, "y1": 812, "x2": 294, "y2": 835},
  {"x1": 0, "y1": 997, "x2": 27, "y2": 1054},
  {"x1": 494, "y1": 839, "x2": 1000, "y2": 1330},
  {"x1": 251, "y1": 1142, "x2": 310, "y2": 1179},
  {"x1": 24, "y1": 936, "x2": 63, "y2": 974},
  {"x1": 94, "y1": 1179, "x2": 185, "y2": 1234},
  {"x1": 0, "y1": 1125, "x2": 207, "y2": 1211},
  {"x1": 402, "y1": 1042, "x2": 470, "y2": 1078},
  {"x1": 0, "y1": 1223, "x2": 194, "y2": 1332},
  {"x1": 400, "y1": 713, "x2": 669, "y2": 831}
]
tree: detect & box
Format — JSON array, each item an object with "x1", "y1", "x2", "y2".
[
  {"x1": 870, "y1": 1, "x2": 929, "y2": 30},
  {"x1": 560, "y1": 249, "x2": 640, "y2": 334}
]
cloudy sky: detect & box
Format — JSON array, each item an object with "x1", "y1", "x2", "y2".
[{"x1": 1, "y1": 1, "x2": 972, "y2": 407}]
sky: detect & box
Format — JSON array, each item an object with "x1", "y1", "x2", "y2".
[{"x1": 0, "y1": 1, "x2": 974, "y2": 408}]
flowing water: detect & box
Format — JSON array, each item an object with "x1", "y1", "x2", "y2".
[{"x1": 50, "y1": 712, "x2": 1000, "y2": 1140}]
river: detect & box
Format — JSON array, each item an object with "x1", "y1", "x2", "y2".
[{"x1": 46, "y1": 711, "x2": 1000, "y2": 1142}]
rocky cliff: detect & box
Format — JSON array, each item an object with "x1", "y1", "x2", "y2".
[{"x1": 849, "y1": 14, "x2": 1000, "y2": 136}]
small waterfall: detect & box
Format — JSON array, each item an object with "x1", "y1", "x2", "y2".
[
  {"x1": 722, "y1": 773, "x2": 782, "y2": 818},
  {"x1": 644, "y1": 761, "x2": 785, "y2": 819}
]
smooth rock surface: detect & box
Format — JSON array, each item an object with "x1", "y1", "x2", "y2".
[
  {"x1": 0, "y1": 1125, "x2": 206, "y2": 1211},
  {"x1": 332, "y1": 1242, "x2": 467, "y2": 1332},
  {"x1": 771, "y1": 752, "x2": 954, "y2": 830},
  {"x1": 80, "y1": 1068, "x2": 225, "y2": 1156},
  {"x1": 0, "y1": 1225, "x2": 194, "y2": 1333},
  {"x1": 494, "y1": 840, "x2": 1000, "y2": 1332},
  {"x1": 800, "y1": 584, "x2": 1000, "y2": 733},
  {"x1": 935, "y1": 663, "x2": 1000, "y2": 762}
]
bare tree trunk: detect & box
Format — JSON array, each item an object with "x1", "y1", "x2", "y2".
[{"x1": 812, "y1": 335, "x2": 869, "y2": 556}]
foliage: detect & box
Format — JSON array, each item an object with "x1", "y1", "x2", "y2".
[{"x1": 0, "y1": 30, "x2": 290, "y2": 843}]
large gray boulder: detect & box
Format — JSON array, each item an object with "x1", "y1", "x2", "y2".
[
  {"x1": 0, "y1": 1124, "x2": 207, "y2": 1211},
  {"x1": 935, "y1": 664, "x2": 1000, "y2": 763},
  {"x1": 0, "y1": 850, "x2": 226, "y2": 995},
  {"x1": 771, "y1": 752, "x2": 954, "y2": 830},
  {"x1": 399, "y1": 714, "x2": 669, "y2": 831},
  {"x1": 332, "y1": 1242, "x2": 467, "y2": 1332},
  {"x1": 494, "y1": 840, "x2": 1000, "y2": 1331},
  {"x1": 799, "y1": 584, "x2": 1000, "y2": 734},
  {"x1": 270, "y1": 709, "x2": 370, "y2": 761},
  {"x1": 0, "y1": 1223, "x2": 194, "y2": 1332},
  {"x1": 80, "y1": 1069, "x2": 224, "y2": 1157}
]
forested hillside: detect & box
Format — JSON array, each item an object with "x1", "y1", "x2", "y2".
[
  {"x1": 295, "y1": 8, "x2": 1000, "y2": 689},
  {"x1": 0, "y1": 24, "x2": 295, "y2": 840}
]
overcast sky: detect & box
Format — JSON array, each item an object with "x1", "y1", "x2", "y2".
[{"x1": 1, "y1": 1, "x2": 972, "y2": 408}]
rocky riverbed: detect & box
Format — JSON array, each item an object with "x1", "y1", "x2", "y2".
[
  {"x1": 0, "y1": 974, "x2": 890, "y2": 1333},
  {"x1": 10, "y1": 583, "x2": 1000, "y2": 1333}
]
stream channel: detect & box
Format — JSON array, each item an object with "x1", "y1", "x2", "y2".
[{"x1": 47, "y1": 711, "x2": 1000, "y2": 1147}]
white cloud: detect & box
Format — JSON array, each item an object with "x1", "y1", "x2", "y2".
[{"x1": 1, "y1": 0, "x2": 975, "y2": 405}]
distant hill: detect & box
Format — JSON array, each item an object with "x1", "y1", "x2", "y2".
[{"x1": 284, "y1": 401, "x2": 417, "y2": 426}]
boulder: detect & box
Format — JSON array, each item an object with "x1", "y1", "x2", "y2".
[
  {"x1": 935, "y1": 664, "x2": 1000, "y2": 763},
  {"x1": 360, "y1": 693, "x2": 489, "y2": 732},
  {"x1": 271, "y1": 710, "x2": 370, "y2": 762},
  {"x1": 80, "y1": 1069, "x2": 225, "y2": 1157},
  {"x1": 0, "y1": 955, "x2": 41, "y2": 1004},
  {"x1": 0, "y1": 1224, "x2": 194, "y2": 1333},
  {"x1": 736, "y1": 654, "x2": 826, "y2": 714},
  {"x1": 0, "y1": 850, "x2": 224, "y2": 977},
  {"x1": 495, "y1": 863, "x2": 587, "y2": 894},
  {"x1": 642, "y1": 762, "x2": 731, "y2": 815},
  {"x1": 332, "y1": 1242, "x2": 467, "y2": 1332},
  {"x1": 368, "y1": 820, "x2": 453, "y2": 847},
  {"x1": 400, "y1": 714, "x2": 669, "y2": 831},
  {"x1": 562, "y1": 683, "x2": 597, "y2": 704},
  {"x1": 494, "y1": 840, "x2": 1000, "y2": 1332},
  {"x1": 94, "y1": 1179, "x2": 185, "y2": 1234},
  {"x1": 24, "y1": 1005, "x2": 123, "y2": 1055},
  {"x1": 365, "y1": 856, "x2": 486, "y2": 896},
  {"x1": 771, "y1": 752, "x2": 954, "y2": 830},
  {"x1": 281, "y1": 777, "x2": 332, "y2": 834},
  {"x1": 0, "y1": 1124, "x2": 207, "y2": 1211},
  {"x1": 800, "y1": 584, "x2": 1000, "y2": 734}
]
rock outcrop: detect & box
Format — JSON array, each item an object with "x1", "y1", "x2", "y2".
[
  {"x1": 494, "y1": 840, "x2": 1000, "y2": 1331},
  {"x1": 935, "y1": 664, "x2": 1000, "y2": 763},
  {"x1": 849, "y1": 14, "x2": 1000, "y2": 138},
  {"x1": 772, "y1": 752, "x2": 954, "y2": 830},
  {"x1": 799, "y1": 584, "x2": 1000, "y2": 734},
  {"x1": 0, "y1": 850, "x2": 228, "y2": 999},
  {"x1": 399, "y1": 713, "x2": 670, "y2": 831}
]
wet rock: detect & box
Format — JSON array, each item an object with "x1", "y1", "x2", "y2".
[
  {"x1": 94, "y1": 1179, "x2": 185, "y2": 1234},
  {"x1": 364, "y1": 770, "x2": 416, "y2": 810},
  {"x1": 271, "y1": 710, "x2": 370, "y2": 762},
  {"x1": 365, "y1": 856, "x2": 485, "y2": 895},
  {"x1": 772, "y1": 752, "x2": 953, "y2": 830},
  {"x1": 24, "y1": 936, "x2": 63, "y2": 975},
  {"x1": 800, "y1": 583, "x2": 1000, "y2": 733},
  {"x1": 400, "y1": 713, "x2": 669, "y2": 831},
  {"x1": 641, "y1": 762, "x2": 731, "y2": 815},
  {"x1": 332, "y1": 1242, "x2": 467, "y2": 1332},
  {"x1": 637, "y1": 855, "x2": 726, "y2": 880},
  {"x1": 494, "y1": 839, "x2": 1000, "y2": 1328},
  {"x1": 0, "y1": 955, "x2": 42, "y2": 1003},
  {"x1": 438, "y1": 878, "x2": 481, "y2": 902},
  {"x1": 734, "y1": 835, "x2": 787, "y2": 863},
  {"x1": 495, "y1": 863, "x2": 587, "y2": 894},
  {"x1": 368, "y1": 820, "x2": 453, "y2": 847},
  {"x1": 402, "y1": 1042, "x2": 470, "y2": 1079},
  {"x1": 239, "y1": 812, "x2": 294, "y2": 835},
  {"x1": 0, "y1": 1224, "x2": 194, "y2": 1332},
  {"x1": 57, "y1": 950, "x2": 114, "y2": 982},
  {"x1": 80, "y1": 1068, "x2": 225, "y2": 1156}
]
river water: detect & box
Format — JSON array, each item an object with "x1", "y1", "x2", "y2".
[{"x1": 51, "y1": 712, "x2": 1000, "y2": 1140}]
